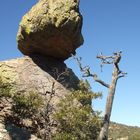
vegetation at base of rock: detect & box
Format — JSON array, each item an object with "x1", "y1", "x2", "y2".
[
  {"x1": 53, "y1": 80, "x2": 102, "y2": 140},
  {"x1": 1, "y1": 76, "x2": 102, "y2": 139},
  {"x1": 12, "y1": 91, "x2": 43, "y2": 119},
  {"x1": 0, "y1": 77, "x2": 43, "y2": 128},
  {"x1": 0, "y1": 78, "x2": 12, "y2": 98},
  {"x1": 2, "y1": 74, "x2": 139, "y2": 139},
  {"x1": 0, "y1": 83, "x2": 43, "y2": 118},
  {"x1": 73, "y1": 80, "x2": 102, "y2": 105}
]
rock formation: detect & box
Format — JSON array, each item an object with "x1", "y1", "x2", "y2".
[
  {"x1": 0, "y1": 56, "x2": 79, "y2": 140},
  {"x1": 0, "y1": 55, "x2": 79, "y2": 95},
  {"x1": 0, "y1": 0, "x2": 83, "y2": 139},
  {"x1": 17, "y1": 0, "x2": 83, "y2": 60}
]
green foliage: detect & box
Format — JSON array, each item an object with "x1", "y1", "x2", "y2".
[
  {"x1": 0, "y1": 78, "x2": 12, "y2": 98},
  {"x1": 73, "y1": 80, "x2": 102, "y2": 105},
  {"x1": 53, "y1": 80, "x2": 101, "y2": 140},
  {"x1": 12, "y1": 91, "x2": 43, "y2": 118},
  {"x1": 0, "y1": 77, "x2": 43, "y2": 117}
]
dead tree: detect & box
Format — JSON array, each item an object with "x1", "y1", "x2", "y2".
[{"x1": 73, "y1": 51, "x2": 127, "y2": 140}]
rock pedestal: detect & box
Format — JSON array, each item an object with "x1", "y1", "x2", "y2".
[
  {"x1": 0, "y1": 55, "x2": 79, "y2": 95},
  {"x1": 0, "y1": 56, "x2": 79, "y2": 140}
]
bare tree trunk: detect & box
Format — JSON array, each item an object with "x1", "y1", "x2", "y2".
[
  {"x1": 98, "y1": 67, "x2": 118, "y2": 140},
  {"x1": 97, "y1": 51, "x2": 127, "y2": 140}
]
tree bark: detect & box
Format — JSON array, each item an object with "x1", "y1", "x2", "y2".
[{"x1": 98, "y1": 67, "x2": 118, "y2": 140}]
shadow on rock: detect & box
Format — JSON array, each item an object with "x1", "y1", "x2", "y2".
[
  {"x1": 5, "y1": 123, "x2": 31, "y2": 140},
  {"x1": 30, "y1": 54, "x2": 79, "y2": 90}
]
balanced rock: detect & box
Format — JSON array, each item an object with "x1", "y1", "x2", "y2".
[{"x1": 17, "y1": 0, "x2": 83, "y2": 60}]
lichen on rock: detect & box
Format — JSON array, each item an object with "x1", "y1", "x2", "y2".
[{"x1": 17, "y1": 0, "x2": 84, "y2": 60}]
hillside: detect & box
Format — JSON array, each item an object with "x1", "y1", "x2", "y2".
[{"x1": 109, "y1": 122, "x2": 140, "y2": 140}]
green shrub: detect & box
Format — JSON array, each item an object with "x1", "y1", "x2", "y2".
[
  {"x1": 0, "y1": 78, "x2": 12, "y2": 98},
  {"x1": 12, "y1": 91, "x2": 43, "y2": 119},
  {"x1": 53, "y1": 80, "x2": 101, "y2": 140},
  {"x1": 0, "y1": 77, "x2": 43, "y2": 118}
]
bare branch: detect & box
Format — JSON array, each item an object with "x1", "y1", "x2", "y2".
[
  {"x1": 97, "y1": 53, "x2": 114, "y2": 72},
  {"x1": 56, "y1": 68, "x2": 69, "y2": 81},
  {"x1": 72, "y1": 54, "x2": 110, "y2": 88},
  {"x1": 97, "y1": 51, "x2": 122, "y2": 73},
  {"x1": 93, "y1": 74, "x2": 110, "y2": 88},
  {"x1": 97, "y1": 54, "x2": 114, "y2": 60},
  {"x1": 117, "y1": 72, "x2": 127, "y2": 79}
]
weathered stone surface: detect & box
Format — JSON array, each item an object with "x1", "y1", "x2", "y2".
[
  {"x1": 0, "y1": 97, "x2": 42, "y2": 140},
  {"x1": 0, "y1": 121, "x2": 41, "y2": 140},
  {"x1": 17, "y1": 0, "x2": 83, "y2": 60},
  {"x1": 0, "y1": 55, "x2": 79, "y2": 95},
  {"x1": 0, "y1": 55, "x2": 79, "y2": 139}
]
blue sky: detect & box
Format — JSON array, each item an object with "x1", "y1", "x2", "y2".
[{"x1": 0, "y1": 0, "x2": 140, "y2": 126}]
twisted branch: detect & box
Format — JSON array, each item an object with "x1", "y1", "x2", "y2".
[{"x1": 73, "y1": 55, "x2": 110, "y2": 88}]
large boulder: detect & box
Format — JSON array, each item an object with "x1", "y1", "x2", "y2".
[
  {"x1": 0, "y1": 55, "x2": 79, "y2": 139},
  {"x1": 17, "y1": 0, "x2": 83, "y2": 60},
  {"x1": 0, "y1": 55, "x2": 79, "y2": 96}
]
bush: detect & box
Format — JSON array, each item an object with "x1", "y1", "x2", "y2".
[
  {"x1": 0, "y1": 78, "x2": 12, "y2": 98},
  {"x1": 0, "y1": 77, "x2": 43, "y2": 119},
  {"x1": 12, "y1": 91, "x2": 43, "y2": 119},
  {"x1": 53, "y1": 80, "x2": 101, "y2": 140}
]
